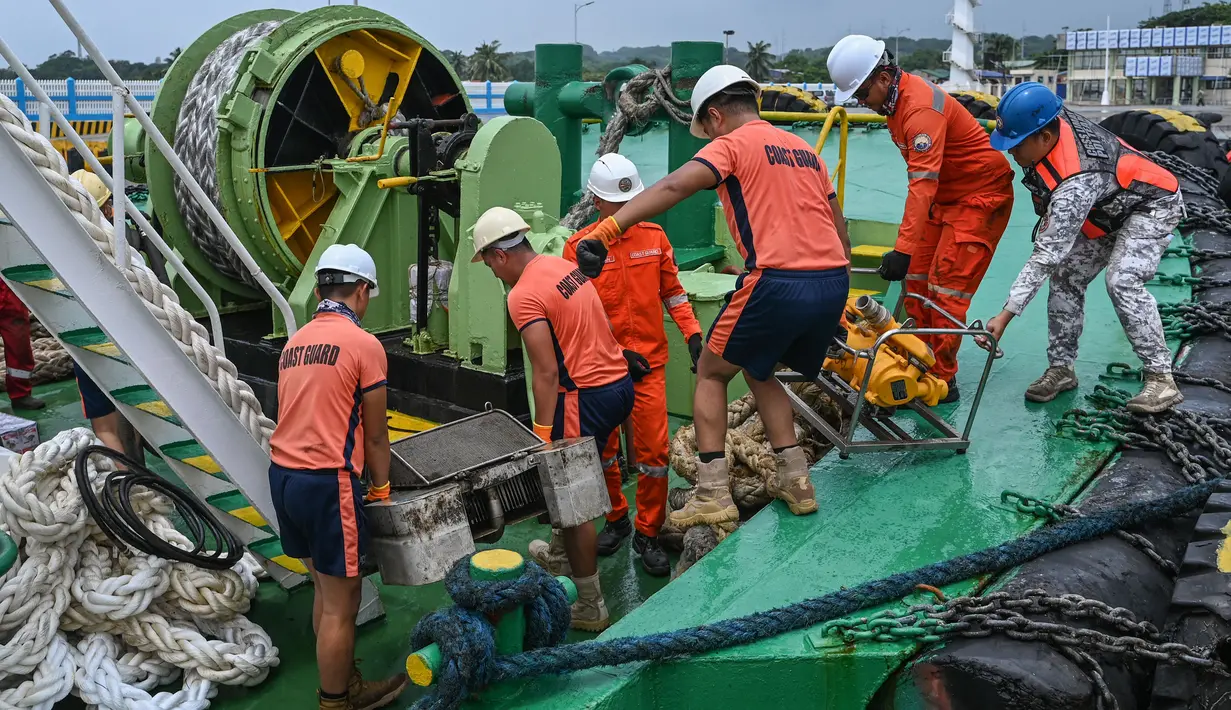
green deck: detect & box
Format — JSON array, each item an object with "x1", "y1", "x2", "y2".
[{"x1": 10, "y1": 125, "x2": 1191, "y2": 709}]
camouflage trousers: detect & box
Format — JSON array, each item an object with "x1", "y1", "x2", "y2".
[{"x1": 1047, "y1": 195, "x2": 1182, "y2": 374}]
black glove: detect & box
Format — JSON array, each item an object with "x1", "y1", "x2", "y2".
[
  {"x1": 877, "y1": 249, "x2": 912, "y2": 281},
  {"x1": 575, "y1": 239, "x2": 609, "y2": 279},
  {"x1": 623, "y1": 349, "x2": 651, "y2": 382},
  {"x1": 687, "y1": 334, "x2": 704, "y2": 373}
]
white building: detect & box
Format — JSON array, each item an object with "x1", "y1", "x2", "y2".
[{"x1": 1061, "y1": 27, "x2": 1231, "y2": 105}]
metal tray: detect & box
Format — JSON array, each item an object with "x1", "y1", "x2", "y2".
[{"x1": 389, "y1": 409, "x2": 541, "y2": 488}]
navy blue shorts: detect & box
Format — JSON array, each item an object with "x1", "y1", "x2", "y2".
[
  {"x1": 552, "y1": 376, "x2": 635, "y2": 460},
  {"x1": 707, "y1": 267, "x2": 849, "y2": 382},
  {"x1": 75, "y1": 362, "x2": 115, "y2": 420},
  {"x1": 268, "y1": 463, "x2": 369, "y2": 578}
]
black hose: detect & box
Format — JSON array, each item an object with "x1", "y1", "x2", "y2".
[{"x1": 74, "y1": 445, "x2": 244, "y2": 570}]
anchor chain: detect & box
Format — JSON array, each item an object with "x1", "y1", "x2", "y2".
[{"x1": 1157, "y1": 302, "x2": 1231, "y2": 341}]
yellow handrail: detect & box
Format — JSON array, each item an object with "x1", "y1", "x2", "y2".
[
  {"x1": 760, "y1": 109, "x2": 996, "y2": 131},
  {"x1": 813, "y1": 107, "x2": 849, "y2": 210}
]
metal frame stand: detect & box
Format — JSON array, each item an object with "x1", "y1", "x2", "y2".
[{"x1": 779, "y1": 293, "x2": 1002, "y2": 459}]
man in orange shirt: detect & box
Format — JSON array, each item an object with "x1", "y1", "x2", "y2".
[
  {"x1": 267, "y1": 244, "x2": 405, "y2": 710},
  {"x1": 829, "y1": 36, "x2": 1015, "y2": 401},
  {"x1": 563, "y1": 153, "x2": 703, "y2": 577},
  {"x1": 573, "y1": 66, "x2": 852, "y2": 528},
  {"x1": 473, "y1": 206, "x2": 635, "y2": 631}
]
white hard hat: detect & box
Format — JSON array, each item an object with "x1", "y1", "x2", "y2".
[
  {"x1": 689, "y1": 65, "x2": 762, "y2": 139},
  {"x1": 470, "y1": 206, "x2": 531, "y2": 262},
  {"x1": 315, "y1": 243, "x2": 379, "y2": 297},
  {"x1": 828, "y1": 35, "x2": 888, "y2": 104},
  {"x1": 71, "y1": 169, "x2": 111, "y2": 208},
  {"x1": 588, "y1": 153, "x2": 644, "y2": 203}
]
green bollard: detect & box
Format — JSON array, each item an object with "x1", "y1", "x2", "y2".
[
  {"x1": 405, "y1": 550, "x2": 578, "y2": 687},
  {"x1": 664, "y1": 41, "x2": 725, "y2": 270}
]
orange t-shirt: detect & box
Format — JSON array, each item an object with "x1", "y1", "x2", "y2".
[
  {"x1": 507, "y1": 254, "x2": 628, "y2": 391},
  {"x1": 887, "y1": 72, "x2": 1014, "y2": 252},
  {"x1": 269, "y1": 312, "x2": 388, "y2": 473},
  {"x1": 692, "y1": 120, "x2": 849, "y2": 272}
]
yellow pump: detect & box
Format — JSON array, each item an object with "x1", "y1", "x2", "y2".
[{"x1": 822, "y1": 295, "x2": 949, "y2": 407}]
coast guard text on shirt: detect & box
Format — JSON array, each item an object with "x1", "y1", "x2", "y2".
[
  {"x1": 555, "y1": 267, "x2": 590, "y2": 299},
  {"x1": 279, "y1": 343, "x2": 342, "y2": 370},
  {"x1": 764, "y1": 144, "x2": 823, "y2": 172}
]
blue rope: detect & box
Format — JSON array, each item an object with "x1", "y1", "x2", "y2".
[
  {"x1": 412, "y1": 477, "x2": 1220, "y2": 709},
  {"x1": 410, "y1": 556, "x2": 571, "y2": 710}
]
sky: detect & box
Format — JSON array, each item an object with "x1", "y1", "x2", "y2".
[{"x1": 7, "y1": 0, "x2": 1167, "y2": 63}]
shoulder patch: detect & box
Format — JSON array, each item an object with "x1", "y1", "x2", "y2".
[{"x1": 912, "y1": 133, "x2": 933, "y2": 153}]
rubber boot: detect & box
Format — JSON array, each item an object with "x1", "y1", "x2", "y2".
[
  {"x1": 348, "y1": 664, "x2": 408, "y2": 710},
  {"x1": 1126, "y1": 372, "x2": 1184, "y2": 414},
  {"x1": 668, "y1": 457, "x2": 738, "y2": 528},
  {"x1": 1024, "y1": 366, "x2": 1078, "y2": 403},
  {"x1": 768, "y1": 446, "x2": 818, "y2": 515},
  {"x1": 528, "y1": 529, "x2": 572, "y2": 577},
  {"x1": 937, "y1": 378, "x2": 959, "y2": 405},
  {"x1": 570, "y1": 572, "x2": 610, "y2": 632},
  {"x1": 632, "y1": 531, "x2": 671, "y2": 577},
  {"x1": 596, "y1": 515, "x2": 632, "y2": 556}
]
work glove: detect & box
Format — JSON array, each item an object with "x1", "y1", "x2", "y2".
[
  {"x1": 364, "y1": 481, "x2": 391, "y2": 503},
  {"x1": 623, "y1": 349, "x2": 652, "y2": 382},
  {"x1": 877, "y1": 249, "x2": 912, "y2": 282},
  {"x1": 574, "y1": 217, "x2": 623, "y2": 279},
  {"x1": 687, "y1": 334, "x2": 704, "y2": 373}
]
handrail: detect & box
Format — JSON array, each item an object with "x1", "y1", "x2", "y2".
[
  {"x1": 761, "y1": 109, "x2": 997, "y2": 132},
  {"x1": 46, "y1": 0, "x2": 300, "y2": 336},
  {"x1": 812, "y1": 107, "x2": 849, "y2": 209},
  {"x1": 0, "y1": 37, "x2": 228, "y2": 354}
]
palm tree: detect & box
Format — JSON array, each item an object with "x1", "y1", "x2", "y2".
[
  {"x1": 744, "y1": 41, "x2": 774, "y2": 82},
  {"x1": 469, "y1": 41, "x2": 510, "y2": 82},
  {"x1": 442, "y1": 50, "x2": 469, "y2": 78},
  {"x1": 981, "y1": 33, "x2": 1017, "y2": 77}
]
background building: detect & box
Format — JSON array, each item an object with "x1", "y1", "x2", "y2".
[{"x1": 1061, "y1": 26, "x2": 1231, "y2": 105}]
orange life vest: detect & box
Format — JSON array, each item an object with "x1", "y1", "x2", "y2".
[{"x1": 1023, "y1": 108, "x2": 1178, "y2": 238}]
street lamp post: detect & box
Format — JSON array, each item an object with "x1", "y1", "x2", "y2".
[
  {"x1": 723, "y1": 30, "x2": 735, "y2": 64},
  {"x1": 895, "y1": 27, "x2": 910, "y2": 58},
  {"x1": 574, "y1": 2, "x2": 596, "y2": 45}
]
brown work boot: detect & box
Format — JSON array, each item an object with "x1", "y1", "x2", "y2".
[
  {"x1": 570, "y1": 572, "x2": 610, "y2": 633},
  {"x1": 1024, "y1": 366, "x2": 1078, "y2": 403},
  {"x1": 528, "y1": 529, "x2": 572, "y2": 577},
  {"x1": 668, "y1": 457, "x2": 738, "y2": 528},
  {"x1": 768, "y1": 446, "x2": 818, "y2": 515},
  {"x1": 347, "y1": 664, "x2": 408, "y2": 710},
  {"x1": 1126, "y1": 372, "x2": 1184, "y2": 414},
  {"x1": 319, "y1": 693, "x2": 352, "y2": 710}
]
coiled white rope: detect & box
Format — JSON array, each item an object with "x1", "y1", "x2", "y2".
[
  {"x1": 0, "y1": 93, "x2": 277, "y2": 447},
  {"x1": 0, "y1": 429, "x2": 276, "y2": 710}
]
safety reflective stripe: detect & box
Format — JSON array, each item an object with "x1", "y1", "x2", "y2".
[
  {"x1": 663, "y1": 294, "x2": 689, "y2": 309},
  {"x1": 6, "y1": 368, "x2": 31, "y2": 379},
  {"x1": 907, "y1": 171, "x2": 939, "y2": 180},
  {"x1": 929, "y1": 284, "x2": 975, "y2": 300},
  {"x1": 928, "y1": 81, "x2": 947, "y2": 113},
  {"x1": 904, "y1": 274, "x2": 928, "y2": 281},
  {"x1": 638, "y1": 463, "x2": 669, "y2": 478}
]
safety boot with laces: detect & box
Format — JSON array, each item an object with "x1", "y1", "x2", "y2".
[
  {"x1": 668, "y1": 457, "x2": 738, "y2": 528},
  {"x1": 570, "y1": 572, "x2": 610, "y2": 632},
  {"x1": 528, "y1": 529, "x2": 572, "y2": 577},
  {"x1": 347, "y1": 663, "x2": 408, "y2": 710},
  {"x1": 768, "y1": 446, "x2": 818, "y2": 515},
  {"x1": 1126, "y1": 372, "x2": 1184, "y2": 414},
  {"x1": 319, "y1": 693, "x2": 352, "y2": 710},
  {"x1": 1025, "y1": 366, "x2": 1078, "y2": 403}
]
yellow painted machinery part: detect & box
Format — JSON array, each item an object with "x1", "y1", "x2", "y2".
[
  {"x1": 1146, "y1": 108, "x2": 1207, "y2": 133},
  {"x1": 266, "y1": 170, "x2": 340, "y2": 263},
  {"x1": 49, "y1": 138, "x2": 108, "y2": 166},
  {"x1": 822, "y1": 297, "x2": 947, "y2": 407},
  {"x1": 951, "y1": 90, "x2": 1000, "y2": 108},
  {"x1": 759, "y1": 84, "x2": 827, "y2": 113}
]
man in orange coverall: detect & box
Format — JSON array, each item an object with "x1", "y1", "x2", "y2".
[
  {"x1": 550, "y1": 153, "x2": 703, "y2": 577},
  {"x1": 0, "y1": 282, "x2": 43, "y2": 410},
  {"x1": 829, "y1": 35, "x2": 1015, "y2": 401}
]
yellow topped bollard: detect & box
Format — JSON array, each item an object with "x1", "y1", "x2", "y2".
[{"x1": 405, "y1": 549, "x2": 578, "y2": 687}]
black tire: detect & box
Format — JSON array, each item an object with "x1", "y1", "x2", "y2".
[
  {"x1": 951, "y1": 92, "x2": 998, "y2": 120},
  {"x1": 1100, "y1": 109, "x2": 1230, "y2": 177},
  {"x1": 1193, "y1": 111, "x2": 1223, "y2": 128},
  {"x1": 759, "y1": 85, "x2": 825, "y2": 117}
]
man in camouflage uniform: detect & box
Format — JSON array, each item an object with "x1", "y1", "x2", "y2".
[{"x1": 981, "y1": 82, "x2": 1184, "y2": 414}]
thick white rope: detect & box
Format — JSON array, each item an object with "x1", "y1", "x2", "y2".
[
  {"x1": 0, "y1": 429, "x2": 276, "y2": 709},
  {"x1": 0, "y1": 94, "x2": 277, "y2": 448}
]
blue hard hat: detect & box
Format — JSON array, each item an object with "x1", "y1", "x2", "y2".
[{"x1": 989, "y1": 81, "x2": 1064, "y2": 151}]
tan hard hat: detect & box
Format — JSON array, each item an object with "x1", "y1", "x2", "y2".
[
  {"x1": 70, "y1": 169, "x2": 112, "y2": 208},
  {"x1": 470, "y1": 206, "x2": 531, "y2": 262}
]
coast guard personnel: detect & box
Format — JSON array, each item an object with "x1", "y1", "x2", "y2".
[
  {"x1": 473, "y1": 206, "x2": 635, "y2": 631},
  {"x1": 572, "y1": 65, "x2": 852, "y2": 527},
  {"x1": 562, "y1": 153, "x2": 704, "y2": 577},
  {"x1": 267, "y1": 244, "x2": 407, "y2": 710},
  {"x1": 981, "y1": 82, "x2": 1184, "y2": 413},
  {"x1": 828, "y1": 35, "x2": 1015, "y2": 401}
]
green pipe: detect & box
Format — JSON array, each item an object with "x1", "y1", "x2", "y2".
[
  {"x1": 664, "y1": 41, "x2": 723, "y2": 265},
  {"x1": 530, "y1": 44, "x2": 585, "y2": 215}
]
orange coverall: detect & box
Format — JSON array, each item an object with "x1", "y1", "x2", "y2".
[
  {"x1": 564, "y1": 221, "x2": 702, "y2": 538},
  {"x1": 888, "y1": 72, "x2": 1016, "y2": 382},
  {"x1": 0, "y1": 282, "x2": 34, "y2": 401}
]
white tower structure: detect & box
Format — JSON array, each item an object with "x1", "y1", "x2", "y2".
[{"x1": 944, "y1": 0, "x2": 979, "y2": 90}]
